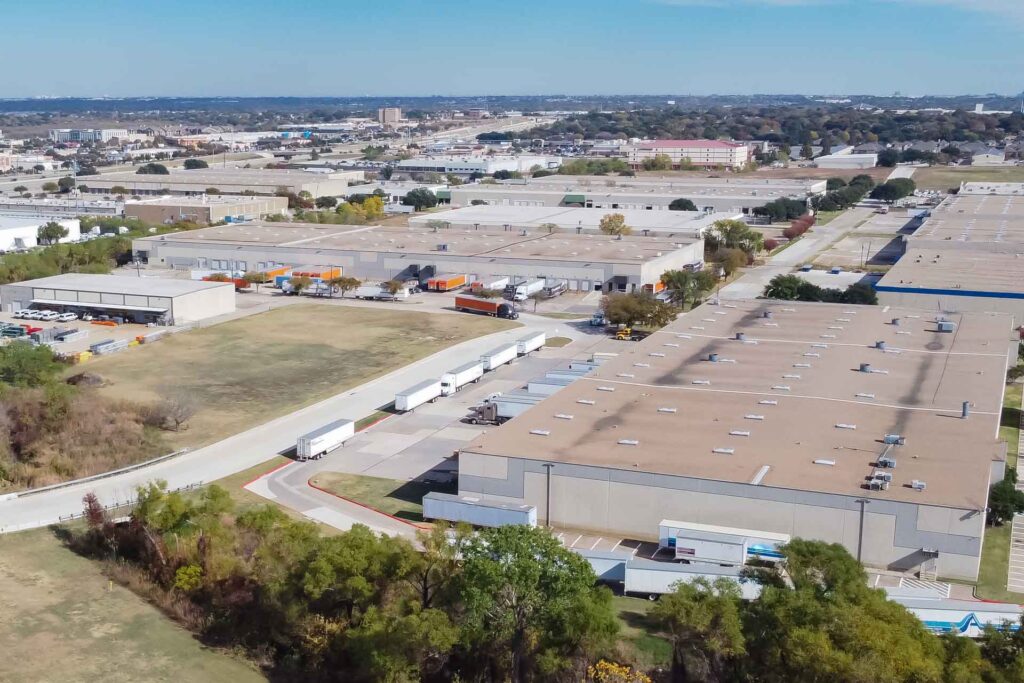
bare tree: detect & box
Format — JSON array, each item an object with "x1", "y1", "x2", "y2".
[{"x1": 147, "y1": 391, "x2": 197, "y2": 431}]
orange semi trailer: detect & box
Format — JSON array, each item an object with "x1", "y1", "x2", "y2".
[
  {"x1": 427, "y1": 274, "x2": 467, "y2": 292},
  {"x1": 454, "y1": 295, "x2": 519, "y2": 319}
]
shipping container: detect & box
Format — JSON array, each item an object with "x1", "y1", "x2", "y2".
[
  {"x1": 658, "y1": 519, "x2": 789, "y2": 564},
  {"x1": 441, "y1": 361, "x2": 484, "y2": 396},
  {"x1": 297, "y1": 419, "x2": 355, "y2": 461},
  {"x1": 422, "y1": 492, "x2": 537, "y2": 527},
  {"x1": 454, "y1": 295, "x2": 518, "y2": 319},
  {"x1": 470, "y1": 276, "x2": 510, "y2": 293},
  {"x1": 395, "y1": 378, "x2": 443, "y2": 412},
  {"x1": 426, "y1": 273, "x2": 468, "y2": 292},
  {"x1": 515, "y1": 331, "x2": 546, "y2": 356},
  {"x1": 480, "y1": 343, "x2": 518, "y2": 371}
]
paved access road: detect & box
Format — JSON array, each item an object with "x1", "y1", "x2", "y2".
[{"x1": 0, "y1": 312, "x2": 581, "y2": 532}]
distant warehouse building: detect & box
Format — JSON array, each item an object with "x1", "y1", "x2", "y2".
[
  {"x1": 0, "y1": 274, "x2": 235, "y2": 324},
  {"x1": 875, "y1": 187, "x2": 1024, "y2": 319},
  {"x1": 458, "y1": 300, "x2": 1014, "y2": 581},
  {"x1": 125, "y1": 195, "x2": 289, "y2": 225},
  {"x1": 133, "y1": 222, "x2": 704, "y2": 293},
  {"x1": 392, "y1": 155, "x2": 562, "y2": 178},
  {"x1": 627, "y1": 140, "x2": 751, "y2": 170},
  {"x1": 82, "y1": 168, "x2": 363, "y2": 198},
  {"x1": 814, "y1": 153, "x2": 879, "y2": 169},
  {"x1": 409, "y1": 205, "x2": 733, "y2": 238},
  {"x1": 0, "y1": 215, "x2": 81, "y2": 250}
]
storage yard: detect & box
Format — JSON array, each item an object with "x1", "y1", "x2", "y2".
[
  {"x1": 456, "y1": 299, "x2": 1015, "y2": 582},
  {"x1": 134, "y1": 221, "x2": 705, "y2": 293},
  {"x1": 86, "y1": 304, "x2": 518, "y2": 449}
]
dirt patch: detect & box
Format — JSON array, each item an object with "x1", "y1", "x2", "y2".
[
  {"x1": 0, "y1": 529, "x2": 264, "y2": 683},
  {"x1": 85, "y1": 304, "x2": 517, "y2": 450}
]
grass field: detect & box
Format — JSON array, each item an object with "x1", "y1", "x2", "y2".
[
  {"x1": 611, "y1": 595, "x2": 672, "y2": 670},
  {"x1": 1002, "y1": 382, "x2": 1022, "y2": 470},
  {"x1": 545, "y1": 336, "x2": 573, "y2": 347},
  {"x1": 85, "y1": 305, "x2": 517, "y2": 450},
  {"x1": 0, "y1": 529, "x2": 264, "y2": 683},
  {"x1": 913, "y1": 166, "x2": 1024, "y2": 191},
  {"x1": 309, "y1": 472, "x2": 455, "y2": 522}
]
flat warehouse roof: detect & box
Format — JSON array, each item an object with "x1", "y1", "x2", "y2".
[
  {"x1": 913, "y1": 194, "x2": 1024, "y2": 244},
  {"x1": 464, "y1": 300, "x2": 1013, "y2": 508},
  {"x1": 9, "y1": 274, "x2": 232, "y2": 297},
  {"x1": 526, "y1": 175, "x2": 823, "y2": 193},
  {"x1": 876, "y1": 248, "x2": 1024, "y2": 296},
  {"x1": 126, "y1": 195, "x2": 286, "y2": 208},
  {"x1": 137, "y1": 222, "x2": 701, "y2": 264},
  {"x1": 411, "y1": 205, "x2": 717, "y2": 232},
  {"x1": 89, "y1": 168, "x2": 355, "y2": 186}
]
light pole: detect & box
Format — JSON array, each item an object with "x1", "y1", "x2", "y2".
[{"x1": 542, "y1": 463, "x2": 554, "y2": 527}]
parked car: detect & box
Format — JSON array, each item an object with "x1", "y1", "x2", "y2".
[
  {"x1": 11, "y1": 309, "x2": 28, "y2": 319},
  {"x1": 37, "y1": 311, "x2": 59, "y2": 321},
  {"x1": 25, "y1": 310, "x2": 45, "y2": 320},
  {"x1": 57, "y1": 312, "x2": 78, "y2": 322}
]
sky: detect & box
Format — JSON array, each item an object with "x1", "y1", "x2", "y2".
[{"x1": 1, "y1": 0, "x2": 1022, "y2": 97}]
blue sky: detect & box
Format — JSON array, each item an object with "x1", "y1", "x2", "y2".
[{"x1": 1, "y1": 0, "x2": 1021, "y2": 97}]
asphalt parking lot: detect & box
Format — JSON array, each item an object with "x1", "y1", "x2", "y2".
[{"x1": 1007, "y1": 513, "x2": 1024, "y2": 593}]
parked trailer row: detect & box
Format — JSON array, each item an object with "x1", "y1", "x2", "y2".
[
  {"x1": 504, "y1": 279, "x2": 545, "y2": 302},
  {"x1": 468, "y1": 391, "x2": 546, "y2": 425},
  {"x1": 296, "y1": 419, "x2": 355, "y2": 461},
  {"x1": 441, "y1": 361, "x2": 484, "y2": 396},
  {"x1": 395, "y1": 378, "x2": 443, "y2": 412},
  {"x1": 422, "y1": 492, "x2": 537, "y2": 527},
  {"x1": 426, "y1": 274, "x2": 467, "y2": 292},
  {"x1": 470, "y1": 276, "x2": 510, "y2": 294}
]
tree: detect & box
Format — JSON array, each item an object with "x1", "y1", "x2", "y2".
[
  {"x1": 528, "y1": 291, "x2": 548, "y2": 312},
  {"x1": 717, "y1": 248, "x2": 748, "y2": 276},
  {"x1": 403, "y1": 188, "x2": 438, "y2": 211},
  {"x1": 361, "y1": 195, "x2": 385, "y2": 220},
  {"x1": 136, "y1": 162, "x2": 169, "y2": 175},
  {"x1": 315, "y1": 196, "x2": 338, "y2": 209},
  {"x1": 146, "y1": 390, "x2": 197, "y2": 431},
  {"x1": 183, "y1": 158, "x2": 208, "y2": 169},
  {"x1": 57, "y1": 176, "x2": 76, "y2": 193},
  {"x1": 877, "y1": 148, "x2": 900, "y2": 167},
  {"x1": 601, "y1": 292, "x2": 678, "y2": 328},
  {"x1": 599, "y1": 213, "x2": 632, "y2": 236},
  {"x1": 825, "y1": 177, "x2": 847, "y2": 191},
  {"x1": 110, "y1": 185, "x2": 128, "y2": 196},
  {"x1": 13, "y1": 185, "x2": 27, "y2": 193},
  {"x1": 801, "y1": 141, "x2": 813, "y2": 159},
  {"x1": 989, "y1": 474, "x2": 1024, "y2": 526},
  {"x1": 204, "y1": 187, "x2": 220, "y2": 195},
  {"x1": 661, "y1": 269, "x2": 716, "y2": 309},
  {"x1": 241, "y1": 271, "x2": 267, "y2": 292},
  {"x1": 642, "y1": 153, "x2": 673, "y2": 171},
  {"x1": 870, "y1": 182, "x2": 906, "y2": 203},
  {"x1": 492, "y1": 169, "x2": 522, "y2": 180},
  {"x1": 539, "y1": 222, "x2": 559, "y2": 234},
  {"x1": 37, "y1": 221, "x2": 69, "y2": 245},
  {"x1": 651, "y1": 577, "x2": 745, "y2": 683},
  {"x1": 669, "y1": 198, "x2": 698, "y2": 212},
  {"x1": 328, "y1": 276, "x2": 361, "y2": 298},
  {"x1": 288, "y1": 275, "x2": 313, "y2": 295},
  {"x1": 458, "y1": 525, "x2": 617, "y2": 682},
  {"x1": 0, "y1": 342, "x2": 63, "y2": 387},
  {"x1": 382, "y1": 279, "x2": 404, "y2": 295},
  {"x1": 41, "y1": 181, "x2": 58, "y2": 193}
]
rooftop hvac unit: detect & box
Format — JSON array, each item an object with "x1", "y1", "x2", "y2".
[
  {"x1": 911, "y1": 480, "x2": 927, "y2": 491},
  {"x1": 868, "y1": 479, "x2": 890, "y2": 491},
  {"x1": 937, "y1": 321, "x2": 956, "y2": 333},
  {"x1": 877, "y1": 455, "x2": 897, "y2": 469},
  {"x1": 859, "y1": 363, "x2": 873, "y2": 373},
  {"x1": 875, "y1": 341, "x2": 887, "y2": 350},
  {"x1": 437, "y1": 243, "x2": 449, "y2": 251},
  {"x1": 883, "y1": 434, "x2": 906, "y2": 445},
  {"x1": 872, "y1": 470, "x2": 893, "y2": 482}
]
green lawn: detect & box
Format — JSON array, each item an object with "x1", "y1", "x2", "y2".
[
  {"x1": 537, "y1": 312, "x2": 590, "y2": 320},
  {"x1": 308, "y1": 472, "x2": 456, "y2": 522},
  {"x1": 0, "y1": 529, "x2": 265, "y2": 683},
  {"x1": 913, "y1": 166, "x2": 1024, "y2": 192},
  {"x1": 545, "y1": 336, "x2": 573, "y2": 347},
  {"x1": 611, "y1": 595, "x2": 672, "y2": 670},
  {"x1": 1002, "y1": 382, "x2": 1022, "y2": 470},
  {"x1": 974, "y1": 524, "x2": 1024, "y2": 603},
  {"x1": 813, "y1": 210, "x2": 844, "y2": 225}
]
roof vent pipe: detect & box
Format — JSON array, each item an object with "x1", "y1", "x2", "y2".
[
  {"x1": 709, "y1": 353, "x2": 719, "y2": 362},
  {"x1": 860, "y1": 363, "x2": 872, "y2": 373},
  {"x1": 763, "y1": 310, "x2": 773, "y2": 319},
  {"x1": 736, "y1": 332, "x2": 746, "y2": 341},
  {"x1": 892, "y1": 317, "x2": 901, "y2": 326},
  {"x1": 875, "y1": 341, "x2": 887, "y2": 350},
  {"x1": 962, "y1": 401, "x2": 970, "y2": 419}
]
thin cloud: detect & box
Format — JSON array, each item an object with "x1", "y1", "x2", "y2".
[{"x1": 651, "y1": 0, "x2": 1024, "y2": 21}]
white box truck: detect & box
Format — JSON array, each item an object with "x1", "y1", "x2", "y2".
[
  {"x1": 395, "y1": 378, "x2": 443, "y2": 412},
  {"x1": 297, "y1": 419, "x2": 355, "y2": 461},
  {"x1": 505, "y1": 279, "x2": 545, "y2": 301},
  {"x1": 440, "y1": 360, "x2": 484, "y2": 396},
  {"x1": 422, "y1": 492, "x2": 537, "y2": 527},
  {"x1": 480, "y1": 343, "x2": 518, "y2": 371},
  {"x1": 516, "y1": 331, "x2": 546, "y2": 356}
]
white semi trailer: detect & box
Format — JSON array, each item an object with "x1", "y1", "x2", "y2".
[
  {"x1": 422, "y1": 492, "x2": 537, "y2": 527},
  {"x1": 296, "y1": 419, "x2": 355, "y2": 461},
  {"x1": 516, "y1": 331, "x2": 546, "y2": 356},
  {"x1": 395, "y1": 378, "x2": 443, "y2": 412},
  {"x1": 440, "y1": 361, "x2": 484, "y2": 396},
  {"x1": 480, "y1": 343, "x2": 518, "y2": 371}
]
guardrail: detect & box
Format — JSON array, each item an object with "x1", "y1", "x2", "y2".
[{"x1": 12, "y1": 448, "x2": 191, "y2": 499}]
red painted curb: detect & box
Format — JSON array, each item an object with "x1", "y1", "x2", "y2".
[
  {"x1": 306, "y1": 479, "x2": 427, "y2": 530},
  {"x1": 242, "y1": 461, "x2": 293, "y2": 488}
]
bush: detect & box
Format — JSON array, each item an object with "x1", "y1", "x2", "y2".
[{"x1": 764, "y1": 238, "x2": 779, "y2": 251}]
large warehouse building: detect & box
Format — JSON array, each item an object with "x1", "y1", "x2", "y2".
[
  {"x1": 409, "y1": 205, "x2": 733, "y2": 237},
  {"x1": 458, "y1": 300, "x2": 1013, "y2": 581},
  {"x1": 875, "y1": 185, "x2": 1024, "y2": 319},
  {"x1": 444, "y1": 175, "x2": 826, "y2": 215},
  {"x1": 133, "y1": 222, "x2": 704, "y2": 292},
  {"x1": 125, "y1": 195, "x2": 289, "y2": 225},
  {"x1": 0, "y1": 274, "x2": 235, "y2": 324},
  {"x1": 0, "y1": 215, "x2": 81, "y2": 250},
  {"x1": 82, "y1": 168, "x2": 364, "y2": 198}
]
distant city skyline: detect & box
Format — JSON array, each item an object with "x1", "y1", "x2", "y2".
[{"x1": 0, "y1": 0, "x2": 1021, "y2": 98}]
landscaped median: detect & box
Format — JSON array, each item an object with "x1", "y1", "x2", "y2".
[{"x1": 308, "y1": 472, "x2": 455, "y2": 524}]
